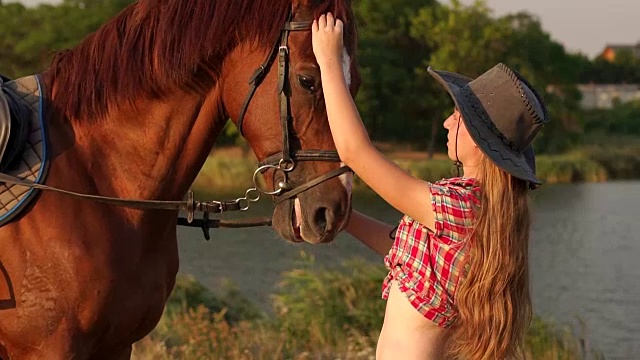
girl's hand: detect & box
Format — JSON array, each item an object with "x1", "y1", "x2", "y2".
[{"x1": 312, "y1": 13, "x2": 344, "y2": 70}]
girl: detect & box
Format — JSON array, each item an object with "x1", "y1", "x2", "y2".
[{"x1": 312, "y1": 13, "x2": 550, "y2": 360}]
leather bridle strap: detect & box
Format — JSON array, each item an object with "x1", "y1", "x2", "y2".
[
  {"x1": 235, "y1": 38, "x2": 280, "y2": 137},
  {"x1": 0, "y1": 172, "x2": 240, "y2": 216},
  {"x1": 274, "y1": 166, "x2": 351, "y2": 204},
  {"x1": 284, "y1": 21, "x2": 313, "y2": 31},
  {"x1": 275, "y1": 20, "x2": 313, "y2": 166},
  {"x1": 258, "y1": 150, "x2": 342, "y2": 167},
  {"x1": 177, "y1": 216, "x2": 272, "y2": 229},
  {"x1": 235, "y1": 20, "x2": 312, "y2": 139},
  {"x1": 278, "y1": 27, "x2": 292, "y2": 164}
]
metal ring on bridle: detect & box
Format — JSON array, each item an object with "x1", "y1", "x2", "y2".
[
  {"x1": 244, "y1": 188, "x2": 261, "y2": 203},
  {"x1": 230, "y1": 188, "x2": 262, "y2": 213},
  {"x1": 235, "y1": 197, "x2": 250, "y2": 211},
  {"x1": 278, "y1": 158, "x2": 295, "y2": 172},
  {"x1": 252, "y1": 164, "x2": 285, "y2": 195}
]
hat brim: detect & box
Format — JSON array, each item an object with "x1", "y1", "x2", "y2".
[{"x1": 427, "y1": 67, "x2": 541, "y2": 187}]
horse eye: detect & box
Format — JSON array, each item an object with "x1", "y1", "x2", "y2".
[{"x1": 297, "y1": 75, "x2": 317, "y2": 92}]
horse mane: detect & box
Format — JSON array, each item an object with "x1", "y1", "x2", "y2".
[{"x1": 47, "y1": 0, "x2": 356, "y2": 121}]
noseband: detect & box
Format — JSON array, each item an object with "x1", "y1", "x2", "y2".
[{"x1": 231, "y1": 13, "x2": 351, "y2": 209}]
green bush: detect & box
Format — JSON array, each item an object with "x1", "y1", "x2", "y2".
[
  {"x1": 582, "y1": 143, "x2": 640, "y2": 179},
  {"x1": 535, "y1": 154, "x2": 608, "y2": 183},
  {"x1": 270, "y1": 252, "x2": 387, "y2": 348},
  {"x1": 163, "y1": 274, "x2": 264, "y2": 324},
  {"x1": 583, "y1": 100, "x2": 640, "y2": 136}
]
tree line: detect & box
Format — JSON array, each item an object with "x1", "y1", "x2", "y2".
[{"x1": 1, "y1": 0, "x2": 638, "y2": 155}]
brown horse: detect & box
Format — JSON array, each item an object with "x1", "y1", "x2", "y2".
[{"x1": 0, "y1": 0, "x2": 359, "y2": 358}]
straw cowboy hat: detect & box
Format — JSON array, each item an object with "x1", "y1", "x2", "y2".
[{"x1": 428, "y1": 63, "x2": 550, "y2": 188}]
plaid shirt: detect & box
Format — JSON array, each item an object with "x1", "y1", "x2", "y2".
[{"x1": 382, "y1": 177, "x2": 481, "y2": 328}]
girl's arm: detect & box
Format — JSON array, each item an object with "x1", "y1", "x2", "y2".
[
  {"x1": 312, "y1": 14, "x2": 436, "y2": 232},
  {"x1": 313, "y1": 15, "x2": 448, "y2": 360},
  {"x1": 345, "y1": 210, "x2": 396, "y2": 256}
]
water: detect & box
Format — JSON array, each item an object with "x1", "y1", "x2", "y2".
[
  {"x1": 177, "y1": 181, "x2": 640, "y2": 359},
  {"x1": 527, "y1": 182, "x2": 640, "y2": 359}
]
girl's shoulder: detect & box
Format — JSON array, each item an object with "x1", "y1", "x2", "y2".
[
  {"x1": 433, "y1": 176, "x2": 480, "y2": 189},
  {"x1": 431, "y1": 177, "x2": 481, "y2": 201},
  {"x1": 426, "y1": 177, "x2": 481, "y2": 240}
]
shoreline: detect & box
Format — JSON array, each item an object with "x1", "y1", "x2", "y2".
[{"x1": 193, "y1": 144, "x2": 639, "y2": 195}]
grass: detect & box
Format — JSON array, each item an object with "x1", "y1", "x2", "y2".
[{"x1": 131, "y1": 253, "x2": 605, "y2": 359}]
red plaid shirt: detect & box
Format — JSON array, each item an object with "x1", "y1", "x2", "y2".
[{"x1": 382, "y1": 177, "x2": 481, "y2": 328}]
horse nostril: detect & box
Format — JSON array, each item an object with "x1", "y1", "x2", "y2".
[
  {"x1": 314, "y1": 207, "x2": 327, "y2": 233},
  {"x1": 314, "y1": 206, "x2": 334, "y2": 234}
]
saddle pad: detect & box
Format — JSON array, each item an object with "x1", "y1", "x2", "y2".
[
  {"x1": 0, "y1": 75, "x2": 49, "y2": 227},
  {"x1": 0, "y1": 83, "x2": 9, "y2": 160}
]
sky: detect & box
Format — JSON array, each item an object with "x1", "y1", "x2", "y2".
[
  {"x1": 14, "y1": 0, "x2": 640, "y2": 59},
  {"x1": 456, "y1": 0, "x2": 639, "y2": 58}
]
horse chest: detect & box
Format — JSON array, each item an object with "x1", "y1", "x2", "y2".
[
  {"x1": 82, "y1": 255, "x2": 176, "y2": 347},
  {"x1": 103, "y1": 238, "x2": 177, "y2": 322}
]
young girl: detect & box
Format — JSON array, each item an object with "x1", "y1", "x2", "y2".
[{"x1": 312, "y1": 13, "x2": 550, "y2": 360}]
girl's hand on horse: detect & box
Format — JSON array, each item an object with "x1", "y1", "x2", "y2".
[{"x1": 312, "y1": 13, "x2": 344, "y2": 70}]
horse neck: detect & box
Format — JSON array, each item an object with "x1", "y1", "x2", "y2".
[{"x1": 57, "y1": 84, "x2": 228, "y2": 202}]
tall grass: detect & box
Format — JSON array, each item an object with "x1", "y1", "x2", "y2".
[
  {"x1": 535, "y1": 153, "x2": 608, "y2": 183},
  {"x1": 132, "y1": 253, "x2": 604, "y2": 359},
  {"x1": 193, "y1": 143, "x2": 640, "y2": 195}
]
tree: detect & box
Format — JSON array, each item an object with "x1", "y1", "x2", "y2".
[
  {"x1": 0, "y1": 2, "x2": 32, "y2": 77},
  {"x1": 0, "y1": 0, "x2": 132, "y2": 78},
  {"x1": 498, "y1": 11, "x2": 585, "y2": 153},
  {"x1": 409, "y1": 2, "x2": 585, "y2": 155},
  {"x1": 352, "y1": 0, "x2": 433, "y2": 144},
  {"x1": 409, "y1": 0, "x2": 514, "y2": 156}
]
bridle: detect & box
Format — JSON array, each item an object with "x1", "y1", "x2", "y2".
[
  {"x1": 232, "y1": 11, "x2": 351, "y2": 207},
  {"x1": 0, "y1": 10, "x2": 352, "y2": 240}
]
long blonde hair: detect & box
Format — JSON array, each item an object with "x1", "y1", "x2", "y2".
[{"x1": 448, "y1": 156, "x2": 533, "y2": 359}]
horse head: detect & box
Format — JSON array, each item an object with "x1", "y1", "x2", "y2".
[{"x1": 221, "y1": 0, "x2": 360, "y2": 244}]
